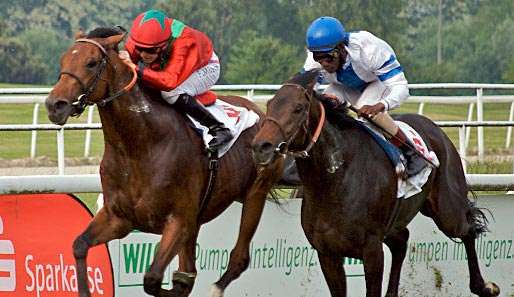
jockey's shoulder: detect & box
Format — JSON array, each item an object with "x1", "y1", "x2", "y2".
[{"x1": 348, "y1": 31, "x2": 383, "y2": 48}]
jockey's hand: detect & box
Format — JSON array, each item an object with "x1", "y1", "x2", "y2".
[
  {"x1": 358, "y1": 103, "x2": 386, "y2": 119},
  {"x1": 118, "y1": 50, "x2": 136, "y2": 70}
]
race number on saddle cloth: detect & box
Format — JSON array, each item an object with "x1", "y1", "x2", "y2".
[
  {"x1": 361, "y1": 120, "x2": 440, "y2": 199},
  {"x1": 187, "y1": 99, "x2": 260, "y2": 158}
]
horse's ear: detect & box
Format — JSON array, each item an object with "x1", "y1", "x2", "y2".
[
  {"x1": 102, "y1": 33, "x2": 126, "y2": 51},
  {"x1": 305, "y1": 70, "x2": 319, "y2": 91},
  {"x1": 75, "y1": 29, "x2": 86, "y2": 40}
]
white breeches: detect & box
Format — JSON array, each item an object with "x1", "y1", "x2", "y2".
[{"x1": 161, "y1": 52, "x2": 220, "y2": 104}]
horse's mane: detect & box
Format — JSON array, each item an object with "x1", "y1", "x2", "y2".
[
  {"x1": 288, "y1": 70, "x2": 357, "y2": 129},
  {"x1": 86, "y1": 26, "x2": 125, "y2": 38}
]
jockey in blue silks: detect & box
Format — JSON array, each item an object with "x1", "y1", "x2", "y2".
[{"x1": 303, "y1": 16, "x2": 426, "y2": 177}]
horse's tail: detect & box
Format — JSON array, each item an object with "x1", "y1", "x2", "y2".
[{"x1": 467, "y1": 189, "x2": 492, "y2": 237}]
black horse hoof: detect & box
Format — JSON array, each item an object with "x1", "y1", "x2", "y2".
[{"x1": 143, "y1": 272, "x2": 163, "y2": 296}]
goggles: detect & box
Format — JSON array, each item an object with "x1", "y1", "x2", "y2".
[
  {"x1": 313, "y1": 50, "x2": 339, "y2": 63},
  {"x1": 135, "y1": 46, "x2": 161, "y2": 54}
]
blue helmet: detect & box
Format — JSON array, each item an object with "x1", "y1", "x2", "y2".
[{"x1": 306, "y1": 16, "x2": 346, "y2": 52}]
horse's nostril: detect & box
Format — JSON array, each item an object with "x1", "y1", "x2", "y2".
[
  {"x1": 254, "y1": 141, "x2": 274, "y2": 155},
  {"x1": 54, "y1": 100, "x2": 69, "y2": 111}
]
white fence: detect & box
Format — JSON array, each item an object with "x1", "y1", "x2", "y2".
[
  {"x1": 1, "y1": 84, "x2": 514, "y2": 161},
  {"x1": 1, "y1": 84, "x2": 514, "y2": 190}
]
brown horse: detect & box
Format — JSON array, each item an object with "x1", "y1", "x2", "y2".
[
  {"x1": 45, "y1": 27, "x2": 284, "y2": 297},
  {"x1": 252, "y1": 70, "x2": 500, "y2": 297}
]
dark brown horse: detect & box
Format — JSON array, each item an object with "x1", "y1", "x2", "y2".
[
  {"x1": 252, "y1": 70, "x2": 500, "y2": 297},
  {"x1": 45, "y1": 27, "x2": 284, "y2": 297}
]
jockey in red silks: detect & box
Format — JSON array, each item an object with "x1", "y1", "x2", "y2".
[
  {"x1": 122, "y1": 9, "x2": 232, "y2": 152},
  {"x1": 303, "y1": 16, "x2": 426, "y2": 177}
]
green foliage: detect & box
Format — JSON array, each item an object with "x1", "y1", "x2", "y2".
[
  {"x1": 0, "y1": 38, "x2": 47, "y2": 83},
  {"x1": 17, "y1": 28, "x2": 71, "y2": 84},
  {"x1": 224, "y1": 30, "x2": 303, "y2": 84},
  {"x1": 0, "y1": 0, "x2": 514, "y2": 84}
]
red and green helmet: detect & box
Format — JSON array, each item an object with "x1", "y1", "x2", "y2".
[{"x1": 128, "y1": 10, "x2": 185, "y2": 48}]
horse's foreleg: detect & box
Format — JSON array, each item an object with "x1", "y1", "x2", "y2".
[
  {"x1": 174, "y1": 228, "x2": 200, "y2": 297},
  {"x1": 362, "y1": 237, "x2": 384, "y2": 297},
  {"x1": 383, "y1": 228, "x2": 409, "y2": 297},
  {"x1": 318, "y1": 252, "x2": 347, "y2": 297},
  {"x1": 211, "y1": 168, "x2": 277, "y2": 297},
  {"x1": 144, "y1": 216, "x2": 194, "y2": 297},
  {"x1": 73, "y1": 207, "x2": 132, "y2": 297}
]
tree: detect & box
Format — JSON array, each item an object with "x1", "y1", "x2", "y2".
[
  {"x1": 157, "y1": 0, "x2": 265, "y2": 82},
  {"x1": 18, "y1": 28, "x2": 71, "y2": 84},
  {"x1": 224, "y1": 30, "x2": 303, "y2": 84},
  {"x1": 0, "y1": 38, "x2": 47, "y2": 83}
]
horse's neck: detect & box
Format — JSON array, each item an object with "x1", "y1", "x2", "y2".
[
  {"x1": 98, "y1": 85, "x2": 188, "y2": 155},
  {"x1": 298, "y1": 109, "x2": 364, "y2": 179}
]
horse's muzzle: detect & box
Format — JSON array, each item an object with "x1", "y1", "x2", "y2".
[
  {"x1": 45, "y1": 96, "x2": 73, "y2": 125},
  {"x1": 252, "y1": 140, "x2": 277, "y2": 166}
]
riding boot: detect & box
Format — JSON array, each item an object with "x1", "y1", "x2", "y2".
[
  {"x1": 174, "y1": 94, "x2": 233, "y2": 151},
  {"x1": 390, "y1": 129, "x2": 427, "y2": 177}
]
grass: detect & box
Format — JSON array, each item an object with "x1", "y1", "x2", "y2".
[
  {"x1": 2, "y1": 95, "x2": 512, "y2": 171},
  {"x1": 2, "y1": 84, "x2": 511, "y2": 211}
]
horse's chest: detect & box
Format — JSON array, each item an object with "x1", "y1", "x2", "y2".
[{"x1": 301, "y1": 201, "x2": 361, "y2": 254}]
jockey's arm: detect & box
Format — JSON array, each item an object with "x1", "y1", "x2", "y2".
[
  {"x1": 378, "y1": 73, "x2": 409, "y2": 111},
  {"x1": 139, "y1": 40, "x2": 198, "y2": 91}
]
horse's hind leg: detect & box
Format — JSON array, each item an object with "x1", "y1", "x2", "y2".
[
  {"x1": 73, "y1": 207, "x2": 132, "y2": 297},
  {"x1": 383, "y1": 228, "x2": 409, "y2": 297},
  {"x1": 424, "y1": 191, "x2": 500, "y2": 296},
  {"x1": 462, "y1": 234, "x2": 500, "y2": 296},
  {"x1": 318, "y1": 252, "x2": 347, "y2": 297},
  {"x1": 211, "y1": 165, "x2": 281, "y2": 297}
]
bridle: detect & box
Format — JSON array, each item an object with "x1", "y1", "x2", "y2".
[
  {"x1": 263, "y1": 83, "x2": 325, "y2": 159},
  {"x1": 58, "y1": 38, "x2": 137, "y2": 116}
]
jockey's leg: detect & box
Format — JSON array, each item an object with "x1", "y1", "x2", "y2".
[
  {"x1": 161, "y1": 52, "x2": 233, "y2": 151},
  {"x1": 174, "y1": 94, "x2": 233, "y2": 151},
  {"x1": 373, "y1": 112, "x2": 427, "y2": 177},
  {"x1": 357, "y1": 81, "x2": 427, "y2": 177}
]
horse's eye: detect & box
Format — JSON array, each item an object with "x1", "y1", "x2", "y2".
[
  {"x1": 293, "y1": 103, "x2": 305, "y2": 113},
  {"x1": 86, "y1": 60, "x2": 98, "y2": 69}
]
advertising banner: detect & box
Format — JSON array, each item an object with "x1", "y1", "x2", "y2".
[
  {"x1": 0, "y1": 194, "x2": 114, "y2": 297},
  {"x1": 109, "y1": 196, "x2": 514, "y2": 297}
]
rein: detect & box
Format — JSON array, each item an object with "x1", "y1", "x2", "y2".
[
  {"x1": 267, "y1": 83, "x2": 325, "y2": 159},
  {"x1": 59, "y1": 38, "x2": 137, "y2": 115}
]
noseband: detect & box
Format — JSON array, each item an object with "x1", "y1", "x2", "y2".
[
  {"x1": 59, "y1": 38, "x2": 137, "y2": 116},
  {"x1": 263, "y1": 83, "x2": 325, "y2": 159}
]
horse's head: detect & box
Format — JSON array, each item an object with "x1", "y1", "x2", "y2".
[
  {"x1": 46, "y1": 27, "x2": 133, "y2": 125},
  {"x1": 252, "y1": 70, "x2": 323, "y2": 165}
]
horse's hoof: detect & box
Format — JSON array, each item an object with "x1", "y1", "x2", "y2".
[
  {"x1": 483, "y1": 281, "x2": 500, "y2": 296},
  {"x1": 210, "y1": 284, "x2": 224, "y2": 297},
  {"x1": 143, "y1": 272, "x2": 163, "y2": 296}
]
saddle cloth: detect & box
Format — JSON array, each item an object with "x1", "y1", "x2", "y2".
[
  {"x1": 188, "y1": 99, "x2": 260, "y2": 158},
  {"x1": 362, "y1": 120, "x2": 440, "y2": 199}
]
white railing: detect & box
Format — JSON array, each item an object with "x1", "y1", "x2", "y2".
[
  {"x1": 1, "y1": 173, "x2": 513, "y2": 194},
  {"x1": 1, "y1": 84, "x2": 514, "y2": 161}
]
